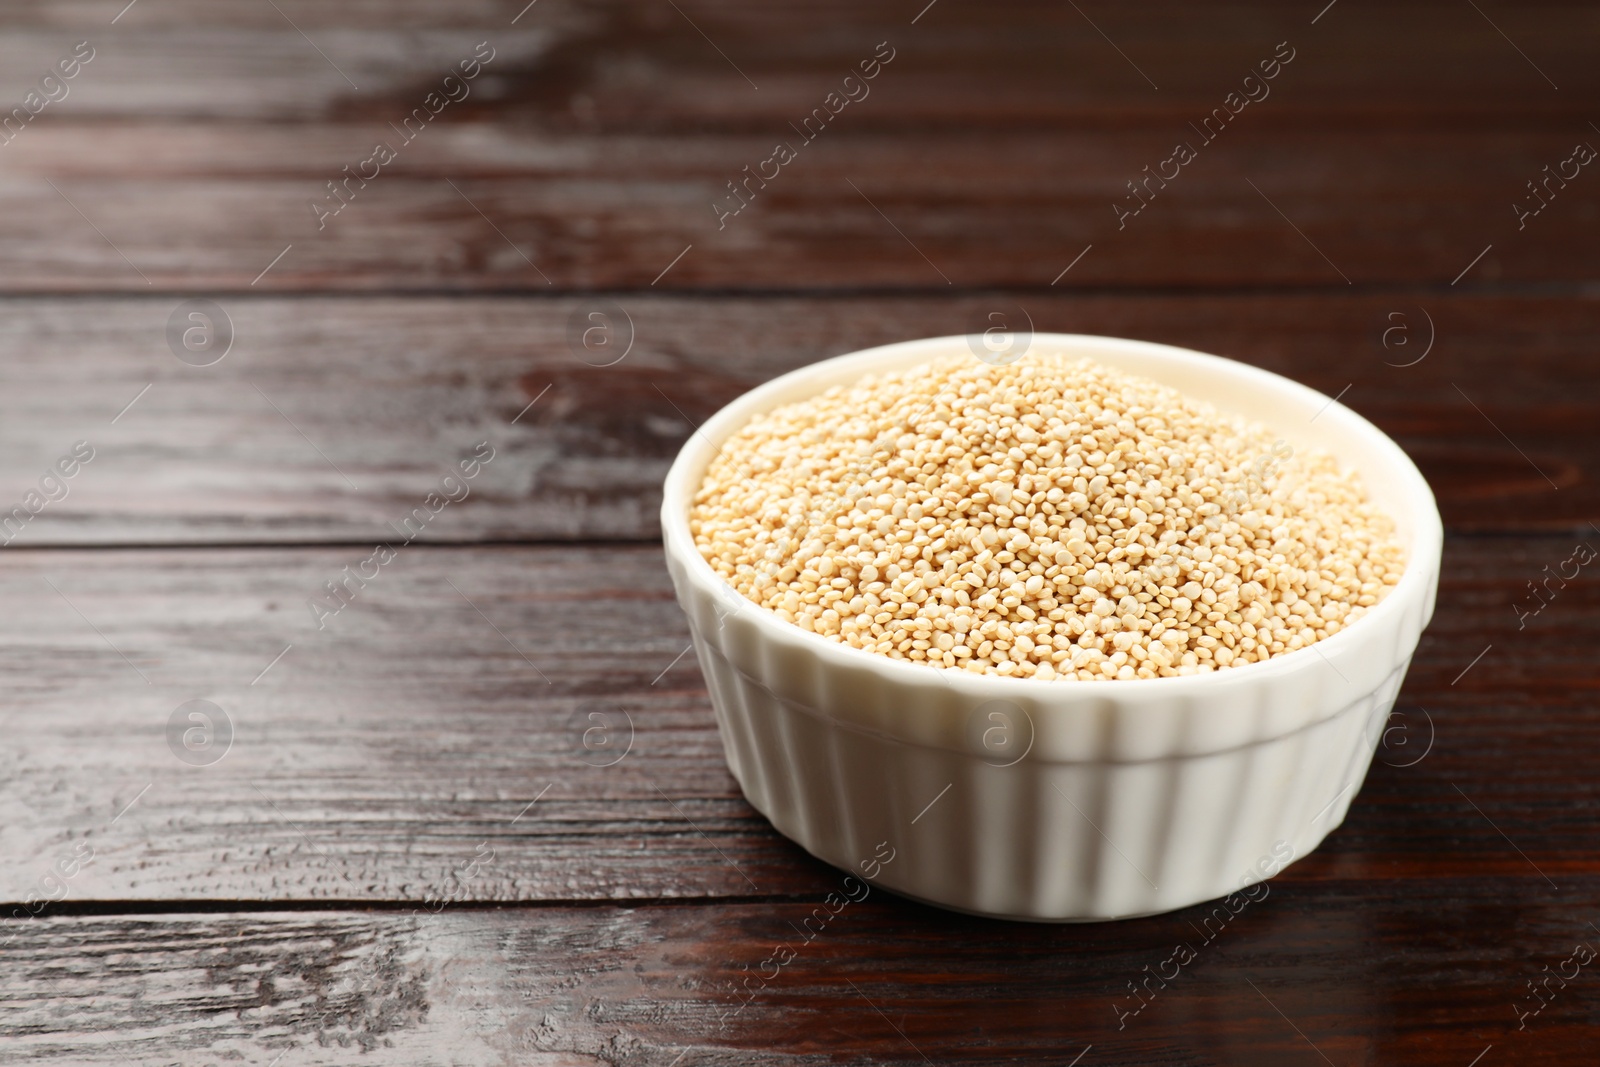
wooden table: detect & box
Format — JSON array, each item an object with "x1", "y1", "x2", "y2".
[{"x1": 2, "y1": 2, "x2": 1594, "y2": 1063}]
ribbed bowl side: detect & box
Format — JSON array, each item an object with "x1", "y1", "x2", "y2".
[{"x1": 691, "y1": 624, "x2": 1409, "y2": 921}]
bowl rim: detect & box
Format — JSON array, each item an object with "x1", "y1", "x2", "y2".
[{"x1": 660, "y1": 332, "x2": 1442, "y2": 700}]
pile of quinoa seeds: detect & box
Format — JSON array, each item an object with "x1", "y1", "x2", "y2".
[{"x1": 690, "y1": 355, "x2": 1405, "y2": 681}]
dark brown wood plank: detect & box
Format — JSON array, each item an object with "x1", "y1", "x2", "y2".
[
  {"x1": 5, "y1": 891, "x2": 1600, "y2": 1065},
  {"x1": 1, "y1": 0, "x2": 1595, "y2": 291},
  {"x1": 0, "y1": 544, "x2": 801, "y2": 904},
  {"x1": 0, "y1": 293, "x2": 1588, "y2": 546},
  {"x1": 4, "y1": 1, "x2": 1596, "y2": 125},
  {"x1": 0, "y1": 535, "x2": 1594, "y2": 905},
  {"x1": 5, "y1": 124, "x2": 1597, "y2": 290}
]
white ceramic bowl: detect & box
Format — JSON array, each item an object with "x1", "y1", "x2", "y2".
[{"x1": 661, "y1": 334, "x2": 1441, "y2": 921}]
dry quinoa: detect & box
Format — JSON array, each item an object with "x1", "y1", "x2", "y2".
[{"x1": 690, "y1": 355, "x2": 1405, "y2": 681}]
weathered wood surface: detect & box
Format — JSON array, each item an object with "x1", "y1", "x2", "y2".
[
  {"x1": 6, "y1": 0, "x2": 1597, "y2": 124},
  {"x1": 0, "y1": 0, "x2": 1593, "y2": 291},
  {"x1": 0, "y1": 536, "x2": 1592, "y2": 906},
  {"x1": 4, "y1": 126, "x2": 1595, "y2": 291},
  {"x1": 6, "y1": 892, "x2": 1600, "y2": 1066},
  {"x1": 0, "y1": 293, "x2": 1590, "y2": 546}
]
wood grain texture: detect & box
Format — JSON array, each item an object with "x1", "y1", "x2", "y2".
[
  {"x1": 6, "y1": 893, "x2": 1600, "y2": 1065},
  {"x1": 0, "y1": 535, "x2": 1593, "y2": 906},
  {"x1": 4, "y1": 0, "x2": 1596, "y2": 125},
  {"x1": 0, "y1": 293, "x2": 1587, "y2": 546},
  {"x1": 0, "y1": 1, "x2": 1593, "y2": 291},
  {"x1": 4, "y1": 125, "x2": 1596, "y2": 291}
]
